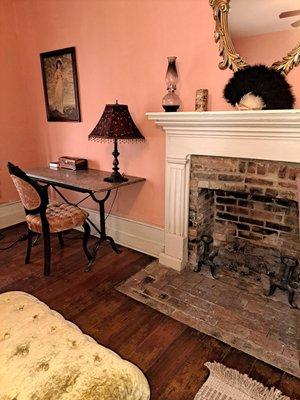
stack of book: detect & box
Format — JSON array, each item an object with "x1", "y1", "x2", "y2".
[{"x1": 49, "y1": 161, "x2": 59, "y2": 169}]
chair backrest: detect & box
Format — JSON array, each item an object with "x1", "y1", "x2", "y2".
[{"x1": 7, "y1": 162, "x2": 47, "y2": 214}]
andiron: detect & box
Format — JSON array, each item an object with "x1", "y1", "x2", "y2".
[
  {"x1": 268, "y1": 255, "x2": 299, "y2": 308},
  {"x1": 194, "y1": 234, "x2": 218, "y2": 278}
]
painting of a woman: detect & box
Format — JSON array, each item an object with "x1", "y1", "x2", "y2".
[
  {"x1": 53, "y1": 59, "x2": 64, "y2": 114},
  {"x1": 40, "y1": 47, "x2": 81, "y2": 122}
]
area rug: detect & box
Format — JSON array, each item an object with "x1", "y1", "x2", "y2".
[{"x1": 195, "y1": 362, "x2": 290, "y2": 400}]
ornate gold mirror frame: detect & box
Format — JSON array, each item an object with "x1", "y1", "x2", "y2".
[{"x1": 210, "y1": 0, "x2": 300, "y2": 75}]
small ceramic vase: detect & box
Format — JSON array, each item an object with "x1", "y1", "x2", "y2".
[{"x1": 195, "y1": 89, "x2": 208, "y2": 111}]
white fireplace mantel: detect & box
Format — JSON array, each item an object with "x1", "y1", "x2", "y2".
[{"x1": 147, "y1": 110, "x2": 300, "y2": 271}]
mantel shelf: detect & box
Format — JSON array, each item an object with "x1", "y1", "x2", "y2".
[
  {"x1": 147, "y1": 110, "x2": 300, "y2": 141},
  {"x1": 147, "y1": 109, "x2": 300, "y2": 121},
  {"x1": 147, "y1": 110, "x2": 300, "y2": 138}
]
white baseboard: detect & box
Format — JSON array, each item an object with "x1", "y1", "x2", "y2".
[
  {"x1": 0, "y1": 202, "x2": 25, "y2": 229},
  {"x1": 83, "y1": 207, "x2": 164, "y2": 258},
  {"x1": 0, "y1": 201, "x2": 164, "y2": 258}
]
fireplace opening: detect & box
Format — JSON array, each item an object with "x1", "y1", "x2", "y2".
[{"x1": 188, "y1": 156, "x2": 300, "y2": 303}]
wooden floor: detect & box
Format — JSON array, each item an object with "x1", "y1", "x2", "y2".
[{"x1": 1, "y1": 224, "x2": 299, "y2": 400}]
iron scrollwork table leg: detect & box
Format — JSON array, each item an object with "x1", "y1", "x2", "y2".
[
  {"x1": 50, "y1": 185, "x2": 121, "y2": 270},
  {"x1": 88, "y1": 190, "x2": 121, "y2": 266}
]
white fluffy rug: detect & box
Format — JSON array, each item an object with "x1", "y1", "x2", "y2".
[{"x1": 195, "y1": 362, "x2": 290, "y2": 400}]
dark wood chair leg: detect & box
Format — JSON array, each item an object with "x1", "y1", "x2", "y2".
[
  {"x1": 25, "y1": 229, "x2": 33, "y2": 264},
  {"x1": 43, "y1": 229, "x2": 51, "y2": 276},
  {"x1": 82, "y1": 222, "x2": 94, "y2": 272},
  {"x1": 58, "y1": 232, "x2": 64, "y2": 249}
]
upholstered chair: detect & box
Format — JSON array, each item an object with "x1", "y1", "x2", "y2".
[{"x1": 7, "y1": 162, "x2": 93, "y2": 276}]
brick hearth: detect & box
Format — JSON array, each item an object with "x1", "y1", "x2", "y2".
[{"x1": 118, "y1": 261, "x2": 300, "y2": 378}]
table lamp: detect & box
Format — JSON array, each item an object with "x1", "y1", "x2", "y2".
[{"x1": 88, "y1": 101, "x2": 145, "y2": 183}]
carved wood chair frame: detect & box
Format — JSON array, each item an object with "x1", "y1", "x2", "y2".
[{"x1": 7, "y1": 162, "x2": 92, "y2": 276}]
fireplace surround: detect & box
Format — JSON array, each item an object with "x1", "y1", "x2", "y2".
[{"x1": 147, "y1": 110, "x2": 300, "y2": 271}]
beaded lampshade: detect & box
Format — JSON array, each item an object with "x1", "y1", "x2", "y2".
[
  {"x1": 89, "y1": 102, "x2": 145, "y2": 142},
  {"x1": 88, "y1": 101, "x2": 145, "y2": 182}
]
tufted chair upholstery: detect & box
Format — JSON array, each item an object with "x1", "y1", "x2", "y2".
[
  {"x1": 26, "y1": 203, "x2": 89, "y2": 234},
  {"x1": 7, "y1": 162, "x2": 93, "y2": 276}
]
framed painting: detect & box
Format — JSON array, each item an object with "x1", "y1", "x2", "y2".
[{"x1": 40, "y1": 47, "x2": 81, "y2": 122}]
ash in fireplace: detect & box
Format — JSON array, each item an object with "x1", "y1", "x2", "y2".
[
  {"x1": 196, "y1": 236, "x2": 299, "y2": 306},
  {"x1": 214, "y1": 239, "x2": 283, "y2": 279}
]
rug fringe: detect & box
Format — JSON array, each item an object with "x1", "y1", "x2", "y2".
[{"x1": 205, "y1": 362, "x2": 290, "y2": 400}]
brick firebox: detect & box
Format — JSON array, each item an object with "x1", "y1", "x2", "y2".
[{"x1": 188, "y1": 156, "x2": 300, "y2": 279}]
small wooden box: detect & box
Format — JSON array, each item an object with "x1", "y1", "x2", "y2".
[{"x1": 58, "y1": 156, "x2": 88, "y2": 170}]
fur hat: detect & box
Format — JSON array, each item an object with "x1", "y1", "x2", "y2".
[{"x1": 224, "y1": 65, "x2": 295, "y2": 110}]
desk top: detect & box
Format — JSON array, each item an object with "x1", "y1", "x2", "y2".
[{"x1": 27, "y1": 167, "x2": 145, "y2": 193}]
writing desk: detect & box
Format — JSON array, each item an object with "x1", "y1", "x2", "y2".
[{"x1": 27, "y1": 167, "x2": 145, "y2": 266}]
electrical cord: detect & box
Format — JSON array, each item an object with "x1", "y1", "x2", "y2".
[{"x1": 0, "y1": 232, "x2": 28, "y2": 250}]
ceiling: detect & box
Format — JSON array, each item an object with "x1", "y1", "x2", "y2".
[{"x1": 230, "y1": 0, "x2": 300, "y2": 38}]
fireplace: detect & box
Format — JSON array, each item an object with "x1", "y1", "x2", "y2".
[
  {"x1": 188, "y1": 156, "x2": 300, "y2": 300},
  {"x1": 143, "y1": 111, "x2": 300, "y2": 374},
  {"x1": 147, "y1": 110, "x2": 300, "y2": 272}
]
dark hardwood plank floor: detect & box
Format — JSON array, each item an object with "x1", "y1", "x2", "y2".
[{"x1": 0, "y1": 223, "x2": 299, "y2": 400}]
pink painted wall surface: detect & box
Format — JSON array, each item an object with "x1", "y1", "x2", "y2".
[
  {"x1": 235, "y1": 29, "x2": 300, "y2": 108},
  {"x1": 0, "y1": 0, "x2": 44, "y2": 203},
  {"x1": 6, "y1": 0, "x2": 232, "y2": 227},
  {"x1": 3, "y1": 1, "x2": 299, "y2": 228}
]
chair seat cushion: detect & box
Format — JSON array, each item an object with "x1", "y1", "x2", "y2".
[
  {"x1": 0, "y1": 291, "x2": 150, "y2": 400},
  {"x1": 26, "y1": 202, "x2": 89, "y2": 233}
]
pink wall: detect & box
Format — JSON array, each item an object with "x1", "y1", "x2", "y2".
[
  {"x1": 6, "y1": 0, "x2": 232, "y2": 228},
  {"x1": 0, "y1": 0, "x2": 44, "y2": 203},
  {"x1": 235, "y1": 29, "x2": 300, "y2": 108},
  {"x1": 3, "y1": 1, "x2": 299, "y2": 228}
]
